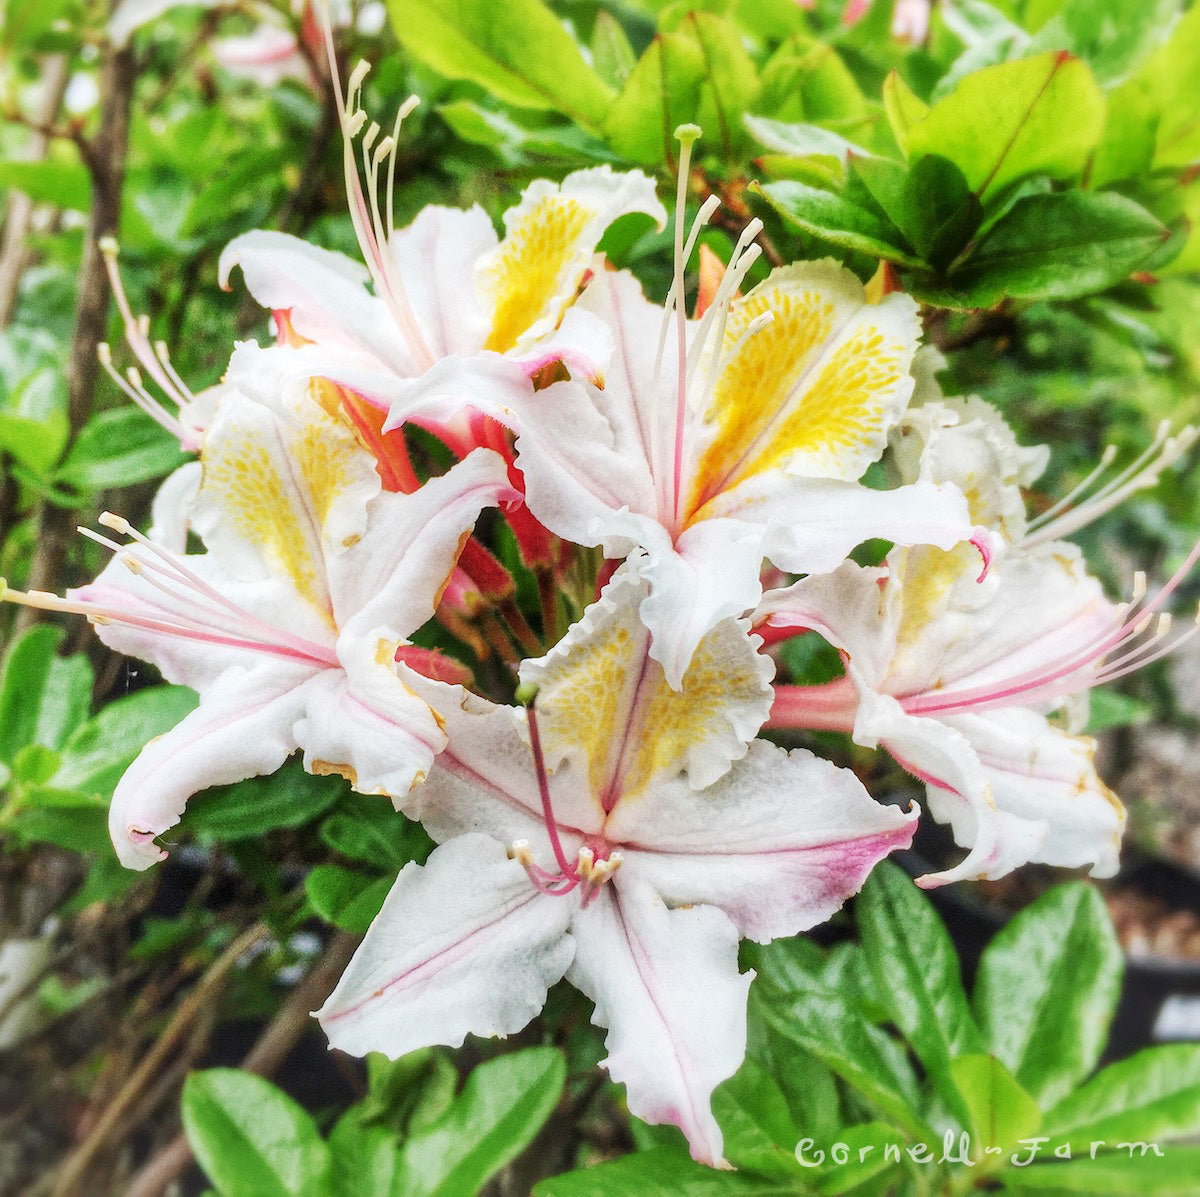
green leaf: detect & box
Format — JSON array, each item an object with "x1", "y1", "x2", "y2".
[
  {"x1": 897, "y1": 155, "x2": 984, "y2": 268},
  {"x1": 900, "y1": 52, "x2": 1105, "y2": 200},
  {"x1": 1026, "y1": 0, "x2": 1181, "y2": 89},
  {"x1": 807, "y1": 1122, "x2": 904, "y2": 1196},
  {"x1": 924, "y1": 191, "x2": 1168, "y2": 307},
  {"x1": 605, "y1": 32, "x2": 707, "y2": 166},
  {"x1": 756, "y1": 180, "x2": 922, "y2": 266},
  {"x1": 882, "y1": 70, "x2": 930, "y2": 149},
  {"x1": 1000, "y1": 1146, "x2": 1200, "y2": 1193},
  {"x1": 1138, "y1": 3, "x2": 1200, "y2": 169},
  {"x1": 973, "y1": 882, "x2": 1124, "y2": 1108},
  {"x1": 1083, "y1": 686, "x2": 1153, "y2": 734},
  {"x1": 679, "y1": 12, "x2": 761, "y2": 162},
  {"x1": 950, "y1": 1055, "x2": 1042, "y2": 1164},
  {"x1": 712, "y1": 1057, "x2": 807, "y2": 1179},
  {"x1": 0, "y1": 159, "x2": 90, "y2": 210},
  {"x1": 0, "y1": 626, "x2": 91, "y2": 762},
  {"x1": 320, "y1": 800, "x2": 431, "y2": 870},
  {"x1": 328, "y1": 1113, "x2": 404, "y2": 1197},
  {"x1": 398, "y1": 1047, "x2": 566, "y2": 1197},
  {"x1": 752, "y1": 981, "x2": 931, "y2": 1141},
  {"x1": 1041, "y1": 1044, "x2": 1200, "y2": 1149},
  {"x1": 182, "y1": 1069, "x2": 331, "y2": 1197},
  {"x1": 7, "y1": 786, "x2": 106, "y2": 851},
  {"x1": 591, "y1": 11, "x2": 637, "y2": 90},
  {"x1": 54, "y1": 685, "x2": 198, "y2": 796},
  {"x1": 56, "y1": 407, "x2": 188, "y2": 492},
  {"x1": 186, "y1": 759, "x2": 346, "y2": 841},
  {"x1": 304, "y1": 865, "x2": 392, "y2": 934},
  {"x1": 385, "y1": 0, "x2": 613, "y2": 131},
  {"x1": 534, "y1": 1147, "x2": 776, "y2": 1195},
  {"x1": 743, "y1": 115, "x2": 873, "y2": 164},
  {"x1": 856, "y1": 863, "x2": 982, "y2": 1105}
]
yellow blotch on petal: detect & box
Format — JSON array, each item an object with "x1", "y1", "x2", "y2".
[
  {"x1": 201, "y1": 431, "x2": 332, "y2": 624},
  {"x1": 481, "y1": 196, "x2": 592, "y2": 354},
  {"x1": 689, "y1": 267, "x2": 918, "y2": 513},
  {"x1": 618, "y1": 624, "x2": 766, "y2": 800},
  {"x1": 689, "y1": 286, "x2": 836, "y2": 508},
  {"x1": 535, "y1": 620, "x2": 635, "y2": 800}
]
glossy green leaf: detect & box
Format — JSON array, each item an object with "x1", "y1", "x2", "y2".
[
  {"x1": 182, "y1": 1070, "x2": 330, "y2": 1197},
  {"x1": 950, "y1": 1055, "x2": 1042, "y2": 1164},
  {"x1": 1041, "y1": 1044, "x2": 1200, "y2": 1149},
  {"x1": 1026, "y1": 0, "x2": 1180, "y2": 87},
  {"x1": 0, "y1": 159, "x2": 90, "y2": 210},
  {"x1": 0, "y1": 626, "x2": 92, "y2": 763},
  {"x1": 591, "y1": 11, "x2": 637, "y2": 89},
  {"x1": 606, "y1": 32, "x2": 707, "y2": 166},
  {"x1": 8, "y1": 785, "x2": 107, "y2": 852},
  {"x1": 398, "y1": 1047, "x2": 566, "y2": 1197},
  {"x1": 56, "y1": 407, "x2": 187, "y2": 492},
  {"x1": 1138, "y1": 3, "x2": 1200, "y2": 168},
  {"x1": 712, "y1": 1056, "x2": 808, "y2": 1179},
  {"x1": 856, "y1": 863, "x2": 982, "y2": 1104},
  {"x1": 328, "y1": 1113, "x2": 404, "y2": 1197},
  {"x1": 54, "y1": 685, "x2": 198, "y2": 796},
  {"x1": 806, "y1": 1121, "x2": 904, "y2": 1196},
  {"x1": 900, "y1": 52, "x2": 1105, "y2": 199},
  {"x1": 305, "y1": 865, "x2": 392, "y2": 934},
  {"x1": 923, "y1": 191, "x2": 1167, "y2": 307},
  {"x1": 385, "y1": 0, "x2": 613, "y2": 130},
  {"x1": 753, "y1": 978, "x2": 931, "y2": 1140},
  {"x1": 882, "y1": 70, "x2": 929, "y2": 148},
  {"x1": 973, "y1": 882, "x2": 1123, "y2": 1108},
  {"x1": 534, "y1": 1147, "x2": 777, "y2": 1195},
  {"x1": 897, "y1": 155, "x2": 984, "y2": 268},
  {"x1": 1000, "y1": 1146, "x2": 1200, "y2": 1193},
  {"x1": 320, "y1": 799, "x2": 431, "y2": 870},
  {"x1": 679, "y1": 13, "x2": 761, "y2": 161},
  {"x1": 186, "y1": 758, "x2": 346, "y2": 840},
  {"x1": 756, "y1": 180, "x2": 922, "y2": 266},
  {"x1": 743, "y1": 116, "x2": 872, "y2": 165}
]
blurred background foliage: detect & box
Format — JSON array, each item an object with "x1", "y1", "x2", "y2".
[{"x1": 2, "y1": 0, "x2": 1200, "y2": 1193}]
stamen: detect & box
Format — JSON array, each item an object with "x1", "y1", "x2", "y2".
[
  {"x1": 1025, "y1": 425, "x2": 1199, "y2": 547},
  {"x1": 318, "y1": 8, "x2": 436, "y2": 372},
  {"x1": 97, "y1": 238, "x2": 200, "y2": 449},
  {"x1": 669, "y1": 124, "x2": 702, "y2": 528},
  {"x1": 519, "y1": 688, "x2": 580, "y2": 884}
]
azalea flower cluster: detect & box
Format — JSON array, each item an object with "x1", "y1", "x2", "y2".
[{"x1": 5, "y1": 60, "x2": 1196, "y2": 1166}]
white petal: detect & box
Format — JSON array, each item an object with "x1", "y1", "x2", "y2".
[
  {"x1": 318, "y1": 835, "x2": 575, "y2": 1057},
  {"x1": 853, "y1": 686, "x2": 1047, "y2": 886},
  {"x1": 568, "y1": 879, "x2": 750, "y2": 1167},
  {"x1": 387, "y1": 204, "x2": 496, "y2": 358},
  {"x1": 218, "y1": 230, "x2": 416, "y2": 374},
  {"x1": 193, "y1": 387, "x2": 382, "y2": 628},
  {"x1": 147, "y1": 461, "x2": 202, "y2": 555},
  {"x1": 478, "y1": 168, "x2": 666, "y2": 354},
  {"x1": 756, "y1": 559, "x2": 898, "y2": 688},
  {"x1": 295, "y1": 635, "x2": 448, "y2": 800},
  {"x1": 942, "y1": 709, "x2": 1125, "y2": 877},
  {"x1": 636, "y1": 517, "x2": 769, "y2": 689},
  {"x1": 108, "y1": 663, "x2": 316, "y2": 869},
  {"x1": 402, "y1": 680, "x2": 603, "y2": 851},
  {"x1": 332, "y1": 448, "x2": 512, "y2": 641},
  {"x1": 519, "y1": 563, "x2": 773, "y2": 797},
  {"x1": 610, "y1": 739, "x2": 917, "y2": 942},
  {"x1": 712, "y1": 474, "x2": 973, "y2": 577}
]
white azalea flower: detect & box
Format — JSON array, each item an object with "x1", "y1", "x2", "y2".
[
  {"x1": 318, "y1": 566, "x2": 916, "y2": 1164},
  {"x1": 3, "y1": 387, "x2": 511, "y2": 869}
]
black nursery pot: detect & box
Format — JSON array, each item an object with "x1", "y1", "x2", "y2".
[{"x1": 895, "y1": 843, "x2": 1200, "y2": 1060}]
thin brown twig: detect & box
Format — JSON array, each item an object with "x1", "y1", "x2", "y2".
[
  {"x1": 46, "y1": 921, "x2": 267, "y2": 1197},
  {"x1": 123, "y1": 931, "x2": 360, "y2": 1197},
  {"x1": 15, "y1": 39, "x2": 136, "y2": 633}
]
